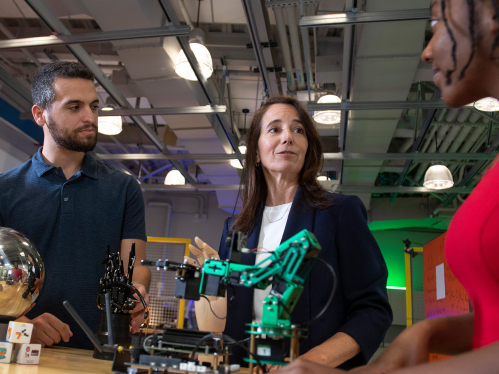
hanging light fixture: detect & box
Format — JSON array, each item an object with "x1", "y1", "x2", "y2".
[
  {"x1": 230, "y1": 159, "x2": 243, "y2": 169},
  {"x1": 98, "y1": 116, "x2": 122, "y2": 135},
  {"x1": 164, "y1": 170, "x2": 185, "y2": 185},
  {"x1": 313, "y1": 94, "x2": 341, "y2": 125},
  {"x1": 175, "y1": 28, "x2": 213, "y2": 81},
  {"x1": 239, "y1": 109, "x2": 250, "y2": 154},
  {"x1": 474, "y1": 97, "x2": 499, "y2": 112},
  {"x1": 424, "y1": 164, "x2": 454, "y2": 189},
  {"x1": 423, "y1": 132, "x2": 454, "y2": 189}
]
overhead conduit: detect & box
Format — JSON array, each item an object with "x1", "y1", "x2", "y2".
[
  {"x1": 285, "y1": 4, "x2": 306, "y2": 90},
  {"x1": 273, "y1": 6, "x2": 296, "y2": 91}
]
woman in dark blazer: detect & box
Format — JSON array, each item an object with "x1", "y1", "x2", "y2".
[{"x1": 190, "y1": 96, "x2": 392, "y2": 370}]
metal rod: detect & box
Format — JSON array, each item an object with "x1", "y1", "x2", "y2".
[
  {"x1": 137, "y1": 183, "x2": 474, "y2": 194},
  {"x1": 94, "y1": 152, "x2": 498, "y2": 161},
  {"x1": 0, "y1": 25, "x2": 191, "y2": 50},
  {"x1": 63, "y1": 300, "x2": 103, "y2": 352},
  {"x1": 299, "y1": 8, "x2": 431, "y2": 28},
  {"x1": 308, "y1": 100, "x2": 450, "y2": 111},
  {"x1": 241, "y1": 0, "x2": 273, "y2": 97},
  {"x1": 104, "y1": 292, "x2": 115, "y2": 346}
]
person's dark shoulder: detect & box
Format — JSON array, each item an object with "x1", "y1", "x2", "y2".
[{"x1": 0, "y1": 159, "x2": 34, "y2": 189}]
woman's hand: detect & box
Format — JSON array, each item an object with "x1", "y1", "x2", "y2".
[{"x1": 185, "y1": 237, "x2": 227, "y2": 333}]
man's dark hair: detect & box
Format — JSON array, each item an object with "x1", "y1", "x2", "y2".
[{"x1": 31, "y1": 61, "x2": 95, "y2": 109}]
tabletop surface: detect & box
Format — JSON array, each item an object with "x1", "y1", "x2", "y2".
[
  {"x1": 0, "y1": 347, "x2": 250, "y2": 374},
  {"x1": 0, "y1": 347, "x2": 113, "y2": 374}
]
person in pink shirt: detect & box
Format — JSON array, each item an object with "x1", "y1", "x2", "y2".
[
  {"x1": 11, "y1": 261, "x2": 23, "y2": 282},
  {"x1": 277, "y1": 0, "x2": 499, "y2": 373}
]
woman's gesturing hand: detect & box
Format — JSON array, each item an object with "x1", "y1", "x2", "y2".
[{"x1": 185, "y1": 236, "x2": 220, "y2": 267}]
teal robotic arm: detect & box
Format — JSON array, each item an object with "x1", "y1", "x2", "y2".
[{"x1": 200, "y1": 229, "x2": 321, "y2": 327}]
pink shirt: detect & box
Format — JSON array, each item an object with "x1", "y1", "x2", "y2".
[{"x1": 446, "y1": 160, "x2": 499, "y2": 348}]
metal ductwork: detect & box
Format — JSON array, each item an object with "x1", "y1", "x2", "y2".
[
  {"x1": 273, "y1": 6, "x2": 296, "y2": 91},
  {"x1": 285, "y1": 4, "x2": 306, "y2": 90}
]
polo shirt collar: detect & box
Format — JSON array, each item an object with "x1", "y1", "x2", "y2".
[
  {"x1": 31, "y1": 147, "x2": 99, "y2": 179},
  {"x1": 32, "y1": 148, "x2": 55, "y2": 177},
  {"x1": 80, "y1": 153, "x2": 99, "y2": 180}
]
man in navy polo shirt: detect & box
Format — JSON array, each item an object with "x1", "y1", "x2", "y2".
[{"x1": 0, "y1": 61, "x2": 151, "y2": 349}]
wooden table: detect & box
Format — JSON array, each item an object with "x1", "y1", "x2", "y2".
[
  {"x1": 0, "y1": 347, "x2": 249, "y2": 373},
  {"x1": 0, "y1": 347, "x2": 112, "y2": 374}
]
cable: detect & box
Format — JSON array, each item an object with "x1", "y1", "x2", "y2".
[
  {"x1": 222, "y1": 333, "x2": 267, "y2": 374},
  {"x1": 189, "y1": 332, "x2": 214, "y2": 361},
  {"x1": 303, "y1": 257, "x2": 337, "y2": 327},
  {"x1": 200, "y1": 295, "x2": 226, "y2": 320}
]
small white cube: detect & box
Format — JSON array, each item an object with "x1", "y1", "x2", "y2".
[
  {"x1": 0, "y1": 342, "x2": 14, "y2": 364},
  {"x1": 6, "y1": 321, "x2": 33, "y2": 344},
  {"x1": 14, "y1": 344, "x2": 41, "y2": 365}
]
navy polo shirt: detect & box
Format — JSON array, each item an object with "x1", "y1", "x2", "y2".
[{"x1": 0, "y1": 148, "x2": 146, "y2": 349}]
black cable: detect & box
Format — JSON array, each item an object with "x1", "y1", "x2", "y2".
[
  {"x1": 196, "y1": 0, "x2": 201, "y2": 28},
  {"x1": 200, "y1": 295, "x2": 227, "y2": 320},
  {"x1": 189, "y1": 332, "x2": 213, "y2": 361},
  {"x1": 303, "y1": 257, "x2": 337, "y2": 327},
  {"x1": 105, "y1": 282, "x2": 149, "y2": 320},
  {"x1": 222, "y1": 333, "x2": 267, "y2": 374}
]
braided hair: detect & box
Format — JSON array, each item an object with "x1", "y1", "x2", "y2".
[
  {"x1": 460, "y1": 0, "x2": 476, "y2": 79},
  {"x1": 441, "y1": 0, "x2": 458, "y2": 84},
  {"x1": 440, "y1": 0, "x2": 499, "y2": 84},
  {"x1": 490, "y1": 0, "x2": 499, "y2": 58}
]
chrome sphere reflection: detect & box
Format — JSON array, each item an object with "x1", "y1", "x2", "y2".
[{"x1": 0, "y1": 227, "x2": 44, "y2": 323}]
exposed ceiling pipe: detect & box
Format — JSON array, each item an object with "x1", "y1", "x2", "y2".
[
  {"x1": 447, "y1": 126, "x2": 472, "y2": 153},
  {"x1": 456, "y1": 108, "x2": 471, "y2": 122},
  {"x1": 448, "y1": 126, "x2": 484, "y2": 173},
  {"x1": 444, "y1": 108, "x2": 460, "y2": 122},
  {"x1": 0, "y1": 22, "x2": 42, "y2": 68},
  {"x1": 175, "y1": 0, "x2": 195, "y2": 30},
  {"x1": 435, "y1": 109, "x2": 447, "y2": 122},
  {"x1": 436, "y1": 125, "x2": 461, "y2": 154},
  {"x1": 273, "y1": 6, "x2": 296, "y2": 91},
  {"x1": 285, "y1": 5, "x2": 306, "y2": 90}
]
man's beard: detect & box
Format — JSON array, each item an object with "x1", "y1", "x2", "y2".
[{"x1": 46, "y1": 115, "x2": 98, "y2": 153}]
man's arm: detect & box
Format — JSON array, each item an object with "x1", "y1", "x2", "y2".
[
  {"x1": 120, "y1": 238, "x2": 150, "y2": 333},
  {"x1": 120, "y1": 238, "x2": 150, "y2": 290}
]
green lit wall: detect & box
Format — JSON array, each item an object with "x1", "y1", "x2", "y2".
[{"x1": 371, "y1": 230, "x2": 443, "y2": 289}]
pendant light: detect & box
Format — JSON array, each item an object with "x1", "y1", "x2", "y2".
[
  {"x1": 423, "y1": 132, "x2": 454, "y2": 189},
  {"x1": 474, "y1": 97, "x2": 499, "y2": 112},
  {"x1": 313, "y1": 94, "x2": 341, "y2": 125},
  {"x1": 164, "y1": 170, "x2": 185, "y2": 185},
  {"x1": 98, "y1": 116, "x2": 122, "y2": 135},
  {"x1": 239, "y1": 109, "x2": 249, "y2": 154},
  {"x1": 175, "y1": 28, "x2": 213, "y2": 81}
]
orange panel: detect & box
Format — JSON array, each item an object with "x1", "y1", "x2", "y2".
[{"x1": 423, "y1": 232, "x2": 469, "y2": 362}]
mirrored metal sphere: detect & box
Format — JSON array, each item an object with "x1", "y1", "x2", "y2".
[{"x1": 0, "y1": 227, "x2": 45, "y2": 323}]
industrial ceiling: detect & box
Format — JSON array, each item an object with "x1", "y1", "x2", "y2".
[{"x1": 0, "y1": 0, "x2": 497, "y2": 211}]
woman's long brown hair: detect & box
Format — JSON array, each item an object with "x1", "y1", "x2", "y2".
[{"x1": 231, "y1": 96, "x2": 332, "y2": 235}]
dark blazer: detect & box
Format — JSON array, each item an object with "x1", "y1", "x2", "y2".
[{"x1": 218, "y1": 187, "x2": 392, "y2": 369}]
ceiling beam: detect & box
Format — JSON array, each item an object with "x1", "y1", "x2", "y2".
[
  {"x1": 19, "y1": 105, "x2": 228, "y2": 120},
  {"x1": 0, "y1": 25, "x2": 190, "y2": 50},
  {"x1": 299, "y1": 8, "x2": 431, "y2": 28},
  {"x1": 139, "y1": 183, "x2": 473, "y2": 194},
  {"x1": 26, "y1": 0, "x2": 196, "y2": 184},
  {"x1": 158, "y1": 0, "x2": 241, "y2": 156},
  {"x1": 308, "y1": 100, "x2": 450, "y2": 111},
  {"x1": 94, "y1": 152, "x2": 498, "y2": 161}
]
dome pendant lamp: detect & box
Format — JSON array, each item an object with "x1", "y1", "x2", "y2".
[
  {"x1": 313, "y1": 94, "x2": 342, "y2": 125},
  {"x1": 175, "y1": 28, "x2": 213, "y2": 81},
  {"x1": 423, "y1": 132, "x2": 454, "y2": 189}
]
